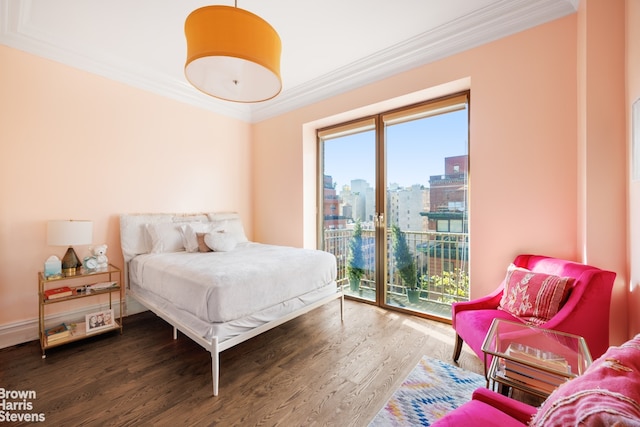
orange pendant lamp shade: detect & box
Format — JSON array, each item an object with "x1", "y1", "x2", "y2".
[{"x1": 184, "y1": 6, "x2": 282, "y2": 103}]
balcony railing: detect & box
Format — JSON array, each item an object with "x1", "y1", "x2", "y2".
[{"x1": 324, "y1": 228, "x2": 470, "y2": 316}]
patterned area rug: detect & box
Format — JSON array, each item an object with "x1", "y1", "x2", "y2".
[{"x1": 369, "y1": 356, "x2": 486, "y2": 426}]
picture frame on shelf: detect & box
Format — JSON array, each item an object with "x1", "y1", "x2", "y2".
[{"x1": 85, "y1": 309, "x2": 114, "y2": 334}]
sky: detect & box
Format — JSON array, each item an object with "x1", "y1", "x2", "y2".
[{"x1": 323, "y1": 108, "x2": 468, "y2": 190}]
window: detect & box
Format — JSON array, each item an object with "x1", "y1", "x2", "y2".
[{"x1": 318, "y1": 92, "x2": 469, "y2": 320}]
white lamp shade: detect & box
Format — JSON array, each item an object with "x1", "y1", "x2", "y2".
[{"x1": 47, "y1": 220, "x2": 93, "y2": 246}]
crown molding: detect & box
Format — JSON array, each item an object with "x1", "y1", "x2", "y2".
[
  {"x1": 251, "y1": 0, "x2": 578, "y2": 122},
  {"x1": 0, "y1": 0, "x2": 253, "y2": 121},
  {"x1": 1, "y1": 0, "x2": 577, "y2": 124}
]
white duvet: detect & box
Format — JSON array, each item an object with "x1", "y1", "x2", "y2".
[{"x1": 129, "y1": 242, "x2": 337, "y2": 323}]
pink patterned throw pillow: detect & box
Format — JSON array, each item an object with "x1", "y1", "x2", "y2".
[
  {"x1": 530, "y1": 334, "x2": 640, "y2": 426},
  {"x1": 498, "y1": 264, "x2": 572, "y2": 325}
]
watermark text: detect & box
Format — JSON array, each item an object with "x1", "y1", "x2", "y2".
[{"x1": 0, "y1": 388, "x2": 45, "y2": 422}]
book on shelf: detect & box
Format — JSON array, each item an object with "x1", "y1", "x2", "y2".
[
  {"x1": 506, "y1": 342, "x2": 570, "y2": 373},
  {"x1": 44, "y1": 286, "x2": 73, "y2": 300},
  {"x1": 502, "y1": 359, "x2": 569, "y2": 385},
  {"x1": 45, "y1": 323, "x2": 71, "y2": 342},
  {"x1": 498, "y1": 368, "x2": 560, "y2": 394},
  {"x1": 86, "y1": 281, "x2": 118, "y2": 291}
]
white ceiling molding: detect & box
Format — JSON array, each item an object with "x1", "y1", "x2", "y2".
[
  {"x1": 251, "y1": 0, "x2": 578, "y2": 123},
  {"x1": 1, "y1": 0, "x2": 577, "y2": 124}
]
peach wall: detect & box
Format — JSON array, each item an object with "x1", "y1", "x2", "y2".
[
  {"x1": 0, "y1": 46, "x2": 253, "y2": 328},
  {"x1": 577, "y1": 0, "x2": 628, "y2": 345},
  {"x1": 628, "y1": 0, "x2": 640, "y2": 336},
  {"x1": 253, "y1": 12, "x2": 628, "y2": 342},
  {"x1": 254, "y1": 15, "x2": 579, "y2": 284}
]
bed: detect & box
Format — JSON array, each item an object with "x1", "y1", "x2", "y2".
[{"x1": 120, "y1": 212, "x2": 343, "y2": 396}]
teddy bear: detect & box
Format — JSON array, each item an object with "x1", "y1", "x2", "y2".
[{"x1": 92, "y1": 244, "x2": 109, "y2": 270}]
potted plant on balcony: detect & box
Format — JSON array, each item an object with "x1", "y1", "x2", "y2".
[
  {"x1": 391, "y1": 224, "x2": 419, "y2": 303},
  {"x1": 347, "y1": 219, "x2": 365, "y2": 292}
]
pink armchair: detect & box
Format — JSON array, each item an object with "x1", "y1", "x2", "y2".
[
  {"x1": 432, "y1": 387, "x2": 537, "y2": 427},
  {"x1": 452, "y1": 254, "x2": 616, "y2": 362}
]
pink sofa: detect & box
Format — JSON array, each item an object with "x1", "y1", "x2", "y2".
[
  {"x1": 433, "y1": 334, "x2": 640, "y2": 426},
  {"x1": 452, "y1": 254, "x2": 616, "y2": 362}
]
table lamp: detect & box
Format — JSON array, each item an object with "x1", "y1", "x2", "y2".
[{"x1": 47, "y1": 220, "x2": 93, "y2": 276}]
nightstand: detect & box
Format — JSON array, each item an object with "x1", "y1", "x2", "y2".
[{"x1": 38, "y1": 264, "x2": 123, "y2": 358}]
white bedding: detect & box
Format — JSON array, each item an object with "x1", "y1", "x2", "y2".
[
  {"x1": 128, "y1": 282, "x2": 338, "y2": 342},
  {"x1": 129, "y1": 242, "x2": 337, "y2": 323}
]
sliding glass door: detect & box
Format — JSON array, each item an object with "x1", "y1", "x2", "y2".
[
  {"x1": 383, "y1": 95, "x2": 469, "y2": 318},
  {"x1": 319, "y1": 119, "x2": 378, "y2": 302},
  {"x1": 319, "y1": 93, "x2": 470, "y2": 319}
]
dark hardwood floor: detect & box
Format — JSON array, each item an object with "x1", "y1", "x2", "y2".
[{"x1": 0, "y1": 300, "x2": 484, "y2": 426}]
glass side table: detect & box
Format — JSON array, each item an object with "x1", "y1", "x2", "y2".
[{"x1": 481, "y1": 318, "x2": 592, "y2": 398}]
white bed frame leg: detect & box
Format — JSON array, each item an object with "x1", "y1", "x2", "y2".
[
  {"x1": 170, "y1": 323, "x2": 219, "y2": 396},
  {"x1": 211, "y1": 337, "x2": 219, "y2": 396},
  {"x1": 143, "y1": 288, "x2": 342, "y2": 397}
]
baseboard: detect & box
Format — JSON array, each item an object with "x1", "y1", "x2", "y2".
[{"x1": 0, "y1": 296, "x2": 148, "y2": 350}]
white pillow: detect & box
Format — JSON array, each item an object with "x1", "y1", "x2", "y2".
[
  {"x1": 204, "y1": 230, "x2": 238, "y2": 252},
  {"x1": 209, "y1": 213, "x2": 249, "y2": 243},
  {"x1": 120, "y1": 214, "x2": 173, "y2": 260},
  {"x1": 181, "y1": 222, "x2": 216, "y2": 253},
  {"x1": 145, "y1": 223, "x2": 185, "y2": 253}
]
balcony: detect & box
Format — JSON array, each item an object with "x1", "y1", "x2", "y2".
[{"x1": 323, "y1": 228, "x2": 470, "y2": 319}]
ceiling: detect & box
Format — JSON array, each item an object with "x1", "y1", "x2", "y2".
[{"x1": 0, "y1": 0, "x2": 578, "y2": 123}]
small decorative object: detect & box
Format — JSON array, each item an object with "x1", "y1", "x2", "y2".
[
  {"x1": 44, "y1": 255, "x2": 62, "y2": 279},
  {"x1": 83, "y1": 256, "x2": 98, "y2": 272},
  {"x1": 75, "y1": 285, "x2": 89, "y2": 295},
  {"x1": 91, "y1": 244, "x2": 108, "y2": 270},
  {"x1": 85, "y1": 308, "x2": 114, "y2": 334}
]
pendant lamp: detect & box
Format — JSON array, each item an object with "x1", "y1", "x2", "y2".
[{"x1": 184, "y1": 3, "x2": 282, "y2": 103}]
